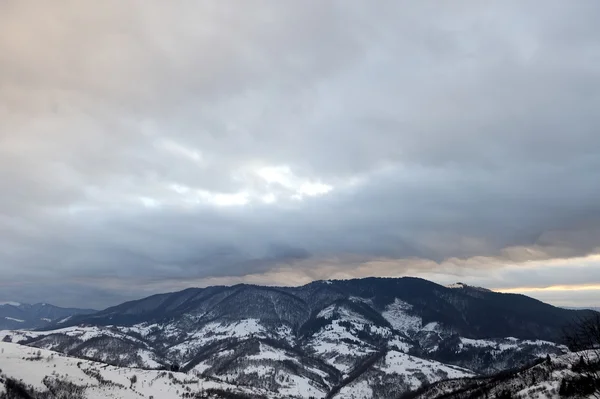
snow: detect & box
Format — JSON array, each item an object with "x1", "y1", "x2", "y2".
[
  {"x1": 189, "y1": 318, "x2": 265, "y2": 342},
  {"x1": 248, "y1": 342, "x2": 328, "y2": 381},
  {"x1": 336, "y1": 380, "x2": 373, "y2": 399},
  {"x1": 337, "y1": 306, "x2": 369, "y2": 324},
  {"x1": 382, "y1": 298, "x2": 422, "y2": 334},
  {"x1": 0, "y1": 341, "x2": 288, "y2": 399},
  {"x1": 169, "y1": 318, "x2": 268, "y2": 358},
  {"x1": 3, "y1": 325, "x2": 146, "y2": 347},
  {"x1": 317, "y1": 302, "x2": 372, "y2": 325},
  {"x1": 124, "y1": 322, "x2": 159, "y2": 336},
  {"x1": 447, "y1": 283, "x2": 468, "y2": 289},
  {"x1": 0, "y1": 308, "x2": 572, "y2": 399},
  {"x1": 216, "y1": 349, "x2": 235, "y2": 358},
  {"x1": 314, "y1": 323, "x2": 359, "y2": 345},
  {"x1": 388, "y1": 336, "x2": 412, "y2": 352},
  {"x1": 138, "y1": 349, "x2": 163, "y2": 368},
  {"x1": 307, "y1": 306, "x2": 400, "y2": 374},
  {"x1": 0, "y1": 343, "x2": 99, "y2": 390},
  {"x1": 4, "y1": 317, "x2": 25, "y2": 322},
  {"x1": 309, "y1": 336, "x2": 375, "y2": 373},
  {"x1": 196, "y1": 341, "x2": 329, "y2": 398},
  {"x1": 317, "y1": 304, "x2": 336, "y2": 319},
  {"x1": 280, "y1": 373, "x2": 325, "y2": 398},
  {"x1": 317, "y1": 303, "x2": 369, "y2": 324},
  {"x1": 0, "y1": 329, "x2": 35, "y2": 342},
  {"x1": 191, "y1": 362, "x2": 212, "y2": 374},
  {"x1": 446, "y1": 283, "x2": 491, "y2": 292},
  {"x1": 381, "y1": 350, "x2": 474, "y2": 389},
  {"x1": 517, "y1": 381, "x2": 559, "y2": 399},
  {"x1": 460, "y1": 337, "x2": 499, "y2": 348},
  {"x1": 349, "y1": 296, "x2": 374, "y2": 306},
  {"x1": 419, "y1": 351, "x2": 598, "y2": 399},
  {"x1": 0, "y1": 301, "x2": 21, "y2": 306},
  {"x1": 244, "y1": 364, "x2": 271, "y2": 377},
  {"x1": 458, "y1": 337, "x2": 567, "y2": 356},
  {"x1": 421, "y1": 322, "x2": 440, "y2": 332},
  {"x1": 330, "y1": 350, "x2": 475, "y2": 397},
  {"x1": 248, "y1": 342, "x2": 288, "y2": 361}
]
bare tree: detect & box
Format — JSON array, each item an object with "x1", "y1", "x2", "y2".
[{"x1": 563, "y1": 312, "x2": 600, "y2": 397}]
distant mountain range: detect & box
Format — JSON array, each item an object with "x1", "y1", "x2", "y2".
[
  {"x1": 0, "y1": 277, "x2": 595, "y2": 398},
  {"x1": 0, "y1": 302, "x2": 96, "y2": 330}
]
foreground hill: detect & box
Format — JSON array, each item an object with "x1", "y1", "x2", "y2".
[
  {"x1": 409, "y1": 350, "x2": 599, "y2": 399},
  {"x1": 1, "y1": 277, "x2": 594, "y2": 398},
  {"x1": 0, "y1": 341, "x2": 277, "y2": 398}
]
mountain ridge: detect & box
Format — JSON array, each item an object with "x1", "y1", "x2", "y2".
[
  {"x1": 44, "y1": 277, "x2": 591, "y2": 341},
  {"x1": 0, "y1": 302, "x2": 96, "y2": 330}
]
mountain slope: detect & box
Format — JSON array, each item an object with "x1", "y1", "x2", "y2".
[
  {"x1": 410, "y1": 351, "x2": 598, "y2": 399},
  {"x1": 0, "y1": 341, "x2": 280, "y2": 398},
  {"x1": 0, "y1": 302, "x2": 96, "y2": 330},
  {"x1": 56, "y1": 278, "x2": 594, "y2": 342}
]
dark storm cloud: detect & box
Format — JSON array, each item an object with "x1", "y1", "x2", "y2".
[{"x1": 1, "y1": 0, "x2": 600, "y2": 307}]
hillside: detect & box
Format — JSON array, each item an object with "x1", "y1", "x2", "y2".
[
  {"x1": 409, "y1": 351, "x2": 599, "y2": 399},
  {"x1": 0, "y1": 341, "x2": 278, "y2": 398}
]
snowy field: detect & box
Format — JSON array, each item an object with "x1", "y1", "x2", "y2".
[{"x1": 0, "y1": 341, "x2": 291, "y2": 398}]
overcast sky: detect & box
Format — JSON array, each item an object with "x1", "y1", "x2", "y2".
[{"x1": 1, "y1": 1, "x2": 600, "y2": 309}]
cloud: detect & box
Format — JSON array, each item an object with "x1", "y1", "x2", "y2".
[{"x1": 1, "y1": 1, "x2": 600, "y2": 307}]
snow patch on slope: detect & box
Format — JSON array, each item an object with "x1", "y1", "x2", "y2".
[
  {"x1": 382, "y1": 351, "x2": 474, "y2": 386},
  {"x1": 4, "y1": 317, "x2": 24, "y2": 323},
  {"x1": 335, "y1": 351, "x2": 475, "y2": 398},
  {"x1": 382, "y1": 298, "x2": 422, "y2": 333},
  {"x1": 0, "y1": 302, "x2": 21, "y2": 306},
  {"x1": 336, "y1": 380, "x2": 373, "y2": 399}
]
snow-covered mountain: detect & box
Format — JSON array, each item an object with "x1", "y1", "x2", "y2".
[
  {"x1": 0, "y1": 302, "x2": 96, "y2": 330},
  {"x1": 0, "y1": 277, "x2": 594, "y2": 398}
]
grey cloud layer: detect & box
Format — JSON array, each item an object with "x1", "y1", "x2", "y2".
[{"x1": 1, "y1": 0, "x2": 600, "y2": 307}]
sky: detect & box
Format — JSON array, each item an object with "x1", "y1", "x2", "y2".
[{"x1": 1, "y1": 1, "x2": 600, "y2": 309}]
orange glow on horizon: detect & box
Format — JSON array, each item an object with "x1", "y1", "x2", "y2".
[{"x1": 494, "y1": 283, "x2": 600, "y2": 293}]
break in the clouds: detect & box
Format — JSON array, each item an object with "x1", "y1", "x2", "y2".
[{"x1": 1, "y1": 1, "x2": 600, "y2": 308}]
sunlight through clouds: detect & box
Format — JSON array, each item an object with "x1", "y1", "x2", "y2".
[{"x1": 256, "y1": 165, "x2": 333, "y2": 200}]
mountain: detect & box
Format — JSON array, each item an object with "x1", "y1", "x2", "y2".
[
  {"x1": 0, "y1": 277, "x2": 595, "y2": 398},
  {"x1": 52, "y1": 277, "x2": 594, "y2": 341},
  {"x1": 0, "y1": 302, "x2": 96, "y2": 330}
]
